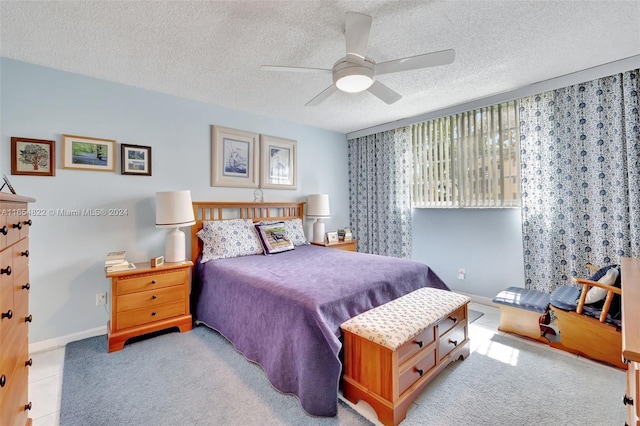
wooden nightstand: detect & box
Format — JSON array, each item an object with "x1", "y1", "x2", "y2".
[
  {"x1": 311, "y1": 240, "x2": 357, "y2": 252},
  {"x1": 105, "y1": 261, "x2": 193, "y2": 352}
]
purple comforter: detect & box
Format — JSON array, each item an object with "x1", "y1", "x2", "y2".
[{"x1": 192, "y1": 244, "x2": 448, "y2": 417}]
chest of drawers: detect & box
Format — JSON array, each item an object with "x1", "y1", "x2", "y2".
[
  {"x1": 106, "y1": 261, "x2": 193, "y2": 352},
  {"x1": 0, "y1": 193, "x2": 35, "y2": 426}
]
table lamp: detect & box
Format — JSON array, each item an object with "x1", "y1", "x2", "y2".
[
  {"x1": 307, "y1": 194, "x2": 330, "y2": 243},
  {"x1": 155, "y1": 190, "x2": 196, "y2": 263}
]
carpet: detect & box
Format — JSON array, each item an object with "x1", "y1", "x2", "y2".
[
  {"x1": 468, "y1": 309, "x2": 484, "y2": 323},
  {"x1": 61, "y1": 326, "x2": 626, "y2": 426}
]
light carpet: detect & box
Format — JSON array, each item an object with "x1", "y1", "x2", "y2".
[{"x1": 60, "y1": 324, "x2": 626, "y2": 425}]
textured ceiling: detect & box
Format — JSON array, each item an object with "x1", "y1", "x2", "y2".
[{"x1": 1, "y1": 1, "x2": 639, "y2": 134}]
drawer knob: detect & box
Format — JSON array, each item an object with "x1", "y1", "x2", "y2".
[
  {"x1": 1, "y1": 265, "x2": 11, "y2": 276},
  {"x1": 24, "y1": 219, "x2": 32, "y2": 226},
  {"x1": 1, "y1": 310, "x2": 12, "y2": 320},
  {"x1": 415, "y1": 368, "x2": 424, "y2": 377},
  {"x1": 152, "y1": 295, "x2": 157, "y2": 300},
  {"x1": 0, "y1": 225, "x2": 7, "y2": 235},
  {"x1": 25, "y1": 314, "x2": 33, "y2": 323},
  {"x1": 448, "y1": 338, "x2": 458, "y2": 347},
  {"x1": 25, "y1": 358, "x2": 33, "y2": 367},
  {"x1": 151, "y1": 280, "x2": 157, "y2": 284},
  {"x1": 413, "y1": 340, "x2": 423, "y2": 348},
  {"x1": 24, "y1": 402, "x2": 32, "y2": 411},
  {"x1": 13, "y1": 222, "x2": 22, "y2": 230},
  {"x1": 448, "y1": 316, "x2": 457, "y2": 323},
  {"x1": 21, "y1": 249, "x2": 29, "y2": 257},
  {"x1": 151, "y1": 311, "x2": 157, "y2": 316},
  {"x1": 623, "y1": 394, "x2": 634, "y2": 406},
  {"x1": 0, "y1": 374, "x2": 5, "y2": 387},
  {"x1": 22, "y1": 282, "x2": 30, "y2": 290}
]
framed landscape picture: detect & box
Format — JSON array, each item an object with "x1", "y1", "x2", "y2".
[
  {"x1": 62, "y1": 134, "x2": 116, "y2": 172},
  {"x1": 260, "y1": 134, "x2": 297, "y2": 190},
  {"x1": 121, "y1": 144, "x2": 152, "y2": 176},
  {"x1": 211, "y1": 125, "x2": 259, "y2": 188},
  {"x1": 11, "y1": 137, "x2": 55, "y2": 176}
]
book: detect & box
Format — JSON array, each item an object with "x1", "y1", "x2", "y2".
[
  {"x1": 105, "y1": 250, "x2": 126, "y2": 264},
  {"x1": 105, "y1": 262, "x2": 136, "y2": 273},
  {"x1": 105, "y1": 259, "x2": 129, "y2": 268}
]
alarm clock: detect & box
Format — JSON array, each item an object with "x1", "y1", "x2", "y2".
[{"x1": 151, "y1": 256, "x2": 165, "y2": 268}]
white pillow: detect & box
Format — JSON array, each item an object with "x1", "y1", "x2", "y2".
[
  {"x1": 283, "y1": 219, "x2": 309, "y2": 246},
  {"x1": 196, "y1": 219, "x2": 263, "y2": 263},
  {"x1": 584, "y1": 267, "x2": 619, "y2": 304}
]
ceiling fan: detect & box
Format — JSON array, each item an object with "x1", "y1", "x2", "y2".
[{"x1": 260, "y1": 12, "x2": 455, "y2": 106}]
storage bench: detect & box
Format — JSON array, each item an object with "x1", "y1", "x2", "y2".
[
  {"x1": 492, "y1": 287, "x2": 550, "y2": 342},
  {"x1": 340, "y1": 288, "x2": 470, "y2": 426}
]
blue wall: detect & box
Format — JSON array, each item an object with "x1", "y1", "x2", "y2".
[{"x1": 1, "y1": 58, "x2": 349, "y2": 344}]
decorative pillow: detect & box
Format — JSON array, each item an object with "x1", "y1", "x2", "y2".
[
  {"x1": 585, "y1": 266, "x2": 619, "y2": 304},
  {"x1": 196, "y1": 219, "x2": 263, "y2": 263},
  {"x1": 283, "y1": 219, "x2": 309, "y2": 246},
  {"x1": 255, "y1": 221, "x2": 295, "y2": 255}
]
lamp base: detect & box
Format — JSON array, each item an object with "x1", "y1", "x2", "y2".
[
  {"x1": 165, "y1": 227, "x2": 186, "y2": 263},
  {"x1": 312, "y1": 220, "x2": 325, "y2": 244}
]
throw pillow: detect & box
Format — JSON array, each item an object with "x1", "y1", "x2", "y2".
[
  {"x1": 255, "y1": 221, "x2": 295, "y2": 254},
  {"x1": 584, "y1": 266, "x2": 619, "y2": 304},
  {"x1": 283, "y1": 219, "x2": 309, "y2": 246},
  {"x1": 197, "y1": 219, "x2": 263, "y2": 262}
]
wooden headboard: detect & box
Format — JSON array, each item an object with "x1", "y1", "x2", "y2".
[{"x1": 190, "y1": 201, "x2": 305, "y2": 263}]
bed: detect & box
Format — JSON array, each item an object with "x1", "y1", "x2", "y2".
[{"x1": 189, "y1": 201, "x2": 450, "y2": 417}]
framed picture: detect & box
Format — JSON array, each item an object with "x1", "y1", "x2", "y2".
[
  {"x1": 62, "y1": 134, "x2": 116, "y2": 171},
  {"x1": 121, "y1": 144, "x2": 152, "y2": 176},
  {"x1": 11, "y1": 137, "x2": 55, "y2": 176},
  {"x1": 211, "y1": 125, "x2": 259, "y2": 188},
  {"x1": 260, "y1": 134, "x2": 297, "y2": 190},
  {"x1": 326, "y1": 231, "x2": 339, "y2": 244},
  {"x1": 1, "y1": 174, "x2": 17, "y2": 194}
]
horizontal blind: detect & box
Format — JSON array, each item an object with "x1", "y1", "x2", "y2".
[{"x1": 411, "y1": 100, "x2": 521, "y2": 208}]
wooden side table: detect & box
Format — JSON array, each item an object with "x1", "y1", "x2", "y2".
[
  {"x1": 311, "y1": 240, "x2": 357, "y2": 252},
  {"x1": 105, "y1": 260, "x2": 193, "y2": 352}
]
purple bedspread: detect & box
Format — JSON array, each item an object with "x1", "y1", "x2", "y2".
[{"x1": 192, "y1": 244, "x2": 449, "y2": 417}]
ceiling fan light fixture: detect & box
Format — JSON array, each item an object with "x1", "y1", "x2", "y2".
[{"x1": 333, "y1": 63, "x2": 375, "y2": 93}]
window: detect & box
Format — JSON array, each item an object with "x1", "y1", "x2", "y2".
[{"x1": 411, "y1": 100, "x2": 521, "y2": 208}]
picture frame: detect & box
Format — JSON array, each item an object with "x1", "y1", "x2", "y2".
[
  {"x1": 260, "y1": 134, "x2": 297, "y2": 190},
  {"x1": 121, "y1": 144, "x2": 152, "y2": 176},
  {"x1": 211, "y1": 125, "x2": 259, "y2": 188},
  {"x1": 11, "y1": 137, "x2": 55, "y2": 176},
  {"x1": 62, "y1": 134, "x2": 116, "y2": 171},
  {"x1": 1, "y1": 174, "x2": 17, "y2": 194},
  {"x1": 326, "y1": 231, "x2": 339, "y2": 244}
]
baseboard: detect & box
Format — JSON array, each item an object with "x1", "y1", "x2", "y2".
[
  {"x1": 455, "y1": 291, "x2": 497, "y2": 307},
  {"x1": 29, "y1": 325, "x2": 107, "y2": 354}
]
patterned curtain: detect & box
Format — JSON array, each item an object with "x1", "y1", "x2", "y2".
[
  {"x1": 519, "y1": 69, "x2": 640, "y2": 292},
  {"x1": 347, "y1": 127, "x2": 412, "y2": 258}
]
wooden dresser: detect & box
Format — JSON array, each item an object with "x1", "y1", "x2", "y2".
[
  {"x1": 622, "y1": 258, "x2": 640, "y2": 426},
  {"x1": 105, "y1": 261, "x2": 193, "y2": 352},
  {"x1": 0, "y1": 193, "x2": 35, "y2": 426}
]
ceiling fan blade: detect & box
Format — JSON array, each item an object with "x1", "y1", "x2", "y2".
[
  {"x1": 306, "y1": 85, "x2": 338, "y2": 106},
  {"x1": 375, "y1": 49, "x2": 456, "y2": 75},
  {"x1": 260, "y1": 65, "x2": 332, "y2": 74},
  {"x1": 345, "y1": 12, "x2": 372, "y2": 65},
  {"x1": 367, "y1": 80, "x2": 402, "y2": 104}
]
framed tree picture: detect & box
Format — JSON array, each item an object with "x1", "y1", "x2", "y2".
[
  {"x1": 121, "y1": 144, "x2": 152, "y2": 176},
  {"x1": 211, "y1": 125, "x2": 259, "y2": 188},
  {"x1": 11, "y1": 137, "x2": 55, "y2": 176},
  {"x1": 260, "y1": 134, "x2": 297, "y2": 190}
]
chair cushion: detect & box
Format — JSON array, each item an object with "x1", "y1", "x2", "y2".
[
  {"x1": 550, "y1": 285, "x2": 581, "y2": 311},
  {"x1": 492, "y1": 287, "x2": 550, "y2": 314}
]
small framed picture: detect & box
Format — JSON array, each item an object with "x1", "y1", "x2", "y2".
[
  {"x1": 326, "y1": 231, "x2": 339, "y2": 244},
  {"x1": 121, "y1": 144, "x2": 152, "y2": 176},
  {"x1": 11, "y1": 137, "x2": 55, "y2": 176},
  {"x1": 1, "y1": 174, "x2": 17, "y2": 194},
  {"x1": 62, "y1": 134, "x2": 116, "y2": 171}
]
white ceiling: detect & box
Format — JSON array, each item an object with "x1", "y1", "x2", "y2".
[{"x1": 1, "y1": 1, "x2": 639, "y2": 135}]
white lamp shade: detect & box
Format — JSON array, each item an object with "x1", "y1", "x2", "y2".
[
  {"x1": 307, "y1": 194, "x2": 330, "y2": 218},
  {"x1": 155, "y1": 190, "x2": 196, "y2": 228}
]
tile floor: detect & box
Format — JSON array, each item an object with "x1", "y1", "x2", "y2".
[{"x1": 26, "y1": 301, "x2": 617, "y2": 425}]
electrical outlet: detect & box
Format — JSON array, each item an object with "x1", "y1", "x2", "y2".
[
  {"x1": 96, "y1": 292, "x2": 107, "y2": 306},
  {"x1": 458, "y1": 268, "x2": 466, "y2": 280}
]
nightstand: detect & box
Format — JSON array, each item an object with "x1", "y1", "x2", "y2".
[
  {"x1": 311, "y1": 240, "x2": 357, "y2": 252},
  {"x1": 105, "y1": 261, "x2": 193, "y2": 352}
]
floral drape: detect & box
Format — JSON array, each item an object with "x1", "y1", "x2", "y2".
[
  {"x1": 347, "y1": 127, "x2": 412, "y2": 258},
  {"x1": 519, "y1": 69, "x2": 640, "y2": 292}
]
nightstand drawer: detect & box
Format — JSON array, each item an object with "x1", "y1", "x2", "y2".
[
  {"x1": 117, "y1": 269, "x2": 187, "y2": 295},
  {"x1": 117, "y1": 286, "x2": 185, "y2": 312},
  {"x1": 117, "y1": 300, "x2": 186, "y2": 329}
]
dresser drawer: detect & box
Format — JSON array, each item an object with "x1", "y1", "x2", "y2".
[
  {"x1": 117, "y1": 285, "x2": 185, "y2": 313},
  {"x1": 117, "y1": 300, "x2": 186, "y2": 329},
  {"x1": 439, "y1": 305, "x2": 466, "y2": 336},
  {"x1": 439, "y1": 324, "x2": 467, "y2": 360},
  {"x1": 397, "y1": 326, "x2": 435, "y2": 365},
  {"x1": 0, "y1": 248, "x2": 12, "y2": 290},
  {"x1": 117, "y1": 269, "x2": 187, "y2": 295},
  {"x1": 11, "y1": 239, "x2": 29, "y2": 279},
  {"x1": 398, "y1": 348, "x2": 436, "y2": 396},
  {"x1": 0, "y1": 339, "x2": 29, "y2": 426}
]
